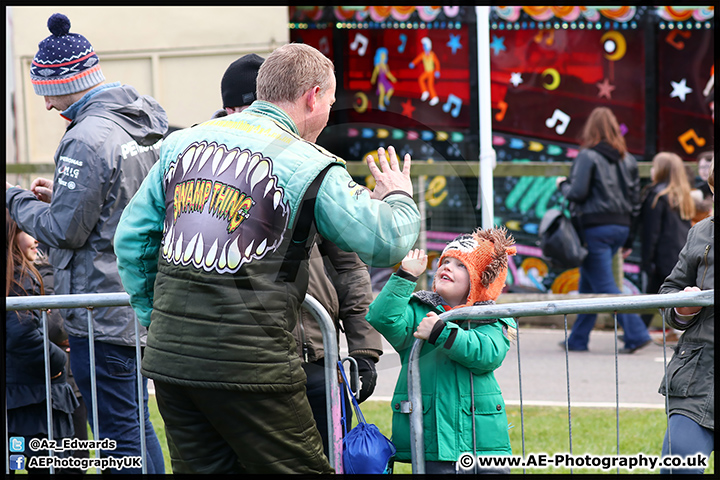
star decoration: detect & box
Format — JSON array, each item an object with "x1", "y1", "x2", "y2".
[
  {"x1": 510, "y1": 72, "x2": 523, "y2": 87},
  {"x1": 401, "y1": 99, "x2": 415, "y2": 118},
  {"x1": 447, "y1": 34, "x2": 462, "y2": 55},
  {"x1": 489, "y1": 35, "x2": 506, "y2": 56},
  {"x1": 596, "y1": 78, "x2": 616, "y2": 99},
  {"x1": 670, "y1": 78, "x2": 692, "y2": 102}
]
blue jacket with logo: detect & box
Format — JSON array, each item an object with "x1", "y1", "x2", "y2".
[{"x1": 6, "y1": 84, "x2": 167, "y2": 346}]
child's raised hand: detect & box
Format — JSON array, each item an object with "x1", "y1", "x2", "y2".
[
  {"x1": 401, "y1": 248, "x2": 427, "y2": 277},
  {"x1": 414, "y1": 311, "x2": 441, "y2": 340}
]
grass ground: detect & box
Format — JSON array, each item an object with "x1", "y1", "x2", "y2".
[{"x1": 146, "y1": 396, "x2": 713, "y2": 475}]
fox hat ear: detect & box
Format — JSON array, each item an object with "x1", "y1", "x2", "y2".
[{"x1": 437, "y1": 227, "x2": 516, "y2": 307}]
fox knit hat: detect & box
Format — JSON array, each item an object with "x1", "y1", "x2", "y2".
[
  {"x1": 30, "y1": 13, "x2": 105, "y2": 96},
  {"x1": 221, "y1": 53, "x2": 264, "y2": 108},
  {"x1": 434, "y1": 227, "x2": 517, "y2": 308}
]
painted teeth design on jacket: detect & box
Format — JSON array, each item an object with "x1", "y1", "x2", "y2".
[{"x1": 161, "y1": 141, "x2": 289, "y2": 274}]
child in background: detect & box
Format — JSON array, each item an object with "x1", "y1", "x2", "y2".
[
  {"x1": 366, "y1": 227, "x2": 517, "y2": 474},
  {"x1": 6, "y1": 209, "x2": 78, "y2": 475}
]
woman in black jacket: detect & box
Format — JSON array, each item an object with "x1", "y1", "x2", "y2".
[
  {"x1": 5, "y1": 210, "x2": 78, "y2": 474},
  {"x1": 640, "y1": 152, "x2": 695, "y2": 327},
  {"x1": 556, "y1": 107, "x2": 652, "y2": 353}
]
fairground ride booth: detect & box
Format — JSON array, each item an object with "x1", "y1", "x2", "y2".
[{"x1": 289, "y1": 6, "x2": 714, "y2": 297}]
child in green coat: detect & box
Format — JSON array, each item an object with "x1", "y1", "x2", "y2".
[{"x1": 366, "y1": 227, "x2": 517, "y2": 474}]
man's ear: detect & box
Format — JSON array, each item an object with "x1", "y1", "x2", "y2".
[{"x1": 305, "y1": 86, "x2": 320, "y2": 111}]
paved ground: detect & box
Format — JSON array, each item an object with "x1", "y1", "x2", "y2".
[{"x1": 356, "y1": 327, "x2": 675, "y2": 409}]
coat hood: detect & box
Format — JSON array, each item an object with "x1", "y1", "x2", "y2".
[
  {"x1": 591, "y1": 141, "x2": 623, "y2": 164},
  {"x1": 73, "y1": 85, "x2": 168, "y2": 146}
]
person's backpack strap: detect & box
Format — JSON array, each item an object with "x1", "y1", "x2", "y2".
[{"x1": 275, "y1": 164, "x2": 335, "y2": 283}]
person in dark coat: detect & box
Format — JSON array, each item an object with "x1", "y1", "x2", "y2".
[
  {"x1": 555, "y1": 107, "x2": 651, "y2": 353},
  {"x1": 6, "y1": 210, "x2": 78, "y2": 475},
  {"x1": 658, "y1": 158, "x2": 714, "y2": 475},
  {"x1": 640, "y1": 152, "x2": 695, "y2": 327}
]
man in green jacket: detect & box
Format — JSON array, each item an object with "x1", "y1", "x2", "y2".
[
  {"x1": 114, "y1": 43, "x2": 419, "y2": 474},
  {"x1": 214, "y1": 52, "x2": 383, "y2": 458}
]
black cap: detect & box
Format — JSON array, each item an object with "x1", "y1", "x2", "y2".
[{"x1": 221, "y1": 53, "x2": 264, "y2": 109}]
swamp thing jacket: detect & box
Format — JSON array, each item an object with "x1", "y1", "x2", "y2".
[
  {"x1": 6, "y1": 84, "x2": 167, "y2": 346},
  {"x1": 114, "y1": 100, "x2": 420, "y2": 391},
  {"x1": 366, "y1": 272, "x2": 515, "y2": 462},
  {"x1": 658, "y1": 216, "x2": 714, "y2": 431},
  {"x1": 558, "y1": 142, "x2": 640, "y2": 248}
]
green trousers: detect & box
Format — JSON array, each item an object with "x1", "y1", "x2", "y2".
[{"x1": 154, "y1": 380, "x2": 333, "y2": 474}]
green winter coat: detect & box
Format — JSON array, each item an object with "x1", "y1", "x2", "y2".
[{"x1": 366, "y1": 272, "x2": 515, "y2": 463}]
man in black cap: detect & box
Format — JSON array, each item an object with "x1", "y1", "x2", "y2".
[{"x1": 212, "y1": 53, "x2": 265, "y2": 118}]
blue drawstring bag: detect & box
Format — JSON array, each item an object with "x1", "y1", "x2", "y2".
[{"x1": 338, "y1": 361, "x2": 396, "y2": 474}]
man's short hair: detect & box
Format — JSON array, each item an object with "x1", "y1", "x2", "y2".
[{"x1": 256, "y1": 43, "x2": 334, "y2": 104}]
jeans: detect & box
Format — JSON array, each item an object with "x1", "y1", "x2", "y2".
[
  {"x1": 566, "y1": 224, "x2": 651, "y2": 351},
  {"x1": 67, "y1": 335, "x2": 165, "y2": 474},
  {"x1": 660, "y1": 414, "x2": 713, "y2": 474}
]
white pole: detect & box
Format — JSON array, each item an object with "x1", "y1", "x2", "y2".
[{"x1": 476, "y1": 5, "x2": 496, "y2": 229}]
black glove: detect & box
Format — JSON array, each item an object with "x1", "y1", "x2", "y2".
[{"x1": 352, "y1": 355, "x2": 378, "y2": 403}]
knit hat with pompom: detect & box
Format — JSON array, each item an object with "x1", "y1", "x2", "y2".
[
  {"x1": 434, "y1": 226, "x2": 517, "y2": 308},
  {"x1": 30, "y1": 13, "x2": 105, "y2": 96}
]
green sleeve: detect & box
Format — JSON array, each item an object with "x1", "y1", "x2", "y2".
[
  {"x1": 314, "y1": 166, "x2": 420, "y2": 268},
  {"x1": 114, "y1": 159, "x2": 166, "y2": 327},
  {"x1": 365, "y1": 273, "x2": 420, "y2": 352},
  {"x1": 432, "y1": 320, "x2": 512, "y2": 375}
]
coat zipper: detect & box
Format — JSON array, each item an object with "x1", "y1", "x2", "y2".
[{"x1": 700, "y1": 244, "x2": 710, "y2": 289}]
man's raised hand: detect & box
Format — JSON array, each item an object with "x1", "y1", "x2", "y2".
[{"x1": 366, "y1": 146, "x2": 412, "y2": 200}]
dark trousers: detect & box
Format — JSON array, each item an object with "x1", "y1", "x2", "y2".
[{"x1": 154, "y1": 380, "x2": 333, "y2": 474}]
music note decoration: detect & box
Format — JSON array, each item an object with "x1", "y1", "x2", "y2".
[
  {"x1": 678, "y1": 129, "x2": 706, "y2": 154},
  {"x1": 442, "y1": 94, "x2": 463, "y2": 118},
  {"x1": 398, "y1": 34, "x2": 407, "y2": 53},
  {"x1": 350, "y1": 32, "x2": 369, "y2": 56},
  {"x1": 545, "y1": 109, "x2": 570, "y2": 135}
]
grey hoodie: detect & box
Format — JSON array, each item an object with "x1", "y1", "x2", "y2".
[{"x1": 7, "y1": 84, "x2": 168, "y2": 346}]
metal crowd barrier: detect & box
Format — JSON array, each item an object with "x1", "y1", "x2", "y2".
[
  {"x1": 5, "y1": 292, "x2": 344, "y2": 474},
  {"x1": 405, "y1": 289, "x2": 714, "y2": 474}
]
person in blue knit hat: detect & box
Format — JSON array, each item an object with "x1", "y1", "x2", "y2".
[{"x1": 6, "y1": 13, "x2": 168, "y2": 474}]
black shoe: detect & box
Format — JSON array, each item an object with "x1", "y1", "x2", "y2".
[{"x1": 618, "y1": 339, "x2": 652, "y2": 354}]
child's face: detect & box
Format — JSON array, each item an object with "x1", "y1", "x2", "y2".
[
  {"x1": 434, "y1": 256, "x2": 471, "y2": 307},
  {"x1": 16, "y1": 230, "x2": 39, "y2": 263}
]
